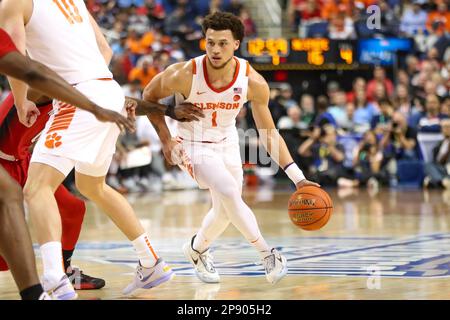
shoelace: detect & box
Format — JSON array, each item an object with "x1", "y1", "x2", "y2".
[
  {"x1": 262, "y1": 254, "x2": 276, "y2": 274},
  {"x1": 200, "y1": 251, "x2": 216, "y2": 272},
  {"x1": 136, "y1": 266, "x2": 144, "y2": 280}
]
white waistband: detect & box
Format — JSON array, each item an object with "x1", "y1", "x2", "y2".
[{"x1": 0, "y1": 149, "x2": 17, "y2": 162}]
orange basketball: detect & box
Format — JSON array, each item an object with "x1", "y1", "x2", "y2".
[{"x1": 288, "y1": 186, "x2": 333, "y2": 231}]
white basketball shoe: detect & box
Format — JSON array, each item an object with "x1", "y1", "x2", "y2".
[
  {"x1": 42, "y1": 274, "x2": 78, "y2": 300},
  {"x1": 123, "y1": 258, "x2": 174, "y2": 296},
  {"x1": 262, "y1": 248, "x2": 288, "y2": 284},
  {"x1": 183, "y1": 236, "x2": 220, "y2": 283}
]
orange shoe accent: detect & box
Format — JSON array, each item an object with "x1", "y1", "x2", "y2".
[{"x1": 45, "y1": 133, "x2": 63, "y2": 149}]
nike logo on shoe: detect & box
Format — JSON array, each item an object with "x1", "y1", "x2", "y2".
[{"x1": 141, "y1": 271, "x2": 155, "y2": 282}]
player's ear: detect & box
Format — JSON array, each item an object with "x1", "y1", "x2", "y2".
[{"x1": 234, "y1": 40, "x2": 240, "y2": 50}]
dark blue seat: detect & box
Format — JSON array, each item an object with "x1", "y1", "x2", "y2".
[
  {"x1": 306, "y1": 22, "x2": 329, "y2": 38},
  {"x1": 396, "y1": 160, "x2": 425, "y2": 188},
  {"x1": 354, "y1": 19, "x2": 376, "y2": 38}
]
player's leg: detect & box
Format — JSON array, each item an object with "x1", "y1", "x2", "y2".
[
  {"x1": 183, "y1": 190, "x2": 229, "y2": 283},
  {"x1": 193, "y1": 157, "x2": 287, "y2": 284},
  {"x1": 74, "y1": 159, "x2": 173, "y2": 295},
  {"x1": 55, "y1": 185, "x2": 106, "y2": 290},
  {"x1": 195, "y1": 157, "x2": 270, "y2": 254},
  {"x1": 192, "y1": 162, "x2": 245, "y2": 253},
  {"x1": 192, "y1": 191, "x2": 230, "y2": 252},
  {"x1": 24, "y1": 158, "x2": 78, "y2": 300},
  {"x1": 75, "y1": 173, "x2": 147, "y2": 241},
  {"x1": 57, "y1": 185, "x2": 86, "y2": 268},
  {"x1": 0, "y1": 166, "x2": 47, "y2": 300}
]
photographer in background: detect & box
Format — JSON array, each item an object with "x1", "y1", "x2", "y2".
[
  {"x1": 424, "y1": 119, "x2": 450, "y2": 189},
  {"x1": 298, "y1": 125, "x2": 345, "y2": 186},
  {"x1": 371, "y1": 98, "x2": 394, "y2": 135},
  {"x1": 338, "y1": 130, "x2": 388, "y2": 189},
  {"x1": 380, "y1": 111, "x2": 419, "y2": 161}
]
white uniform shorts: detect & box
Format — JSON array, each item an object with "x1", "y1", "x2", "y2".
[
  {"x1": 178, "y1": 138, "x2": 243, "y2": 189},
  {"x1": 31, "y1": 79, "x2": 125, "y2": 177}
]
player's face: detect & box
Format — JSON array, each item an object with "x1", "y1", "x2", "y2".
[{"x1": 205, "y1": 29, "x2": 240, "y2": 69}]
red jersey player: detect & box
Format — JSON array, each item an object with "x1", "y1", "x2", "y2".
[
  {"x1": 0, "y1": 92, "x2": 105, "y2": 289},
  {"x1": 0, "y1": 27, "x2": 132, "y2": 300}
]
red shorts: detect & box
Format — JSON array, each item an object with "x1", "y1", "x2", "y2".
[{"x1": 0, "y1": 157, "x2": 30, "y2": 187}]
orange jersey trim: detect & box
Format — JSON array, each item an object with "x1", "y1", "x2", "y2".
[
  {"x1": 191, "y1": 59, "x2": 197, "y2": 75},
  {"x1": 202, "y1": 56, "x2": 240, "y2": 93}
]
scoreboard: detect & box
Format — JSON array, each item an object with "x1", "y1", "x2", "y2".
[
  {"x1": 241, "y1": 38, "x2": 357, "y2": 70},
  {"x1": 198, "y1": 37, "x2": 412, "y2": 70}
]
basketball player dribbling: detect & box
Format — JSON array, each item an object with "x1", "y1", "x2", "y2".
[
  {"x1": 0, "y1": 28, "x2": 132, "y2": 299},
  {"x1": 144, "y1": 12, "x2": 319, "y2": 284},
  {"x1": 1, "y1": 0, "x2": 179, "y2": 299}
]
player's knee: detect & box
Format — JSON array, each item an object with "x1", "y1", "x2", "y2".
[
  {"x1": 22, "y1": 180, "x2": 41, "y2": 203},
  {"x1": 214, "y1": 184, "x2": 240, "y2": 202},
  {"x1": 75, "y1": 179, "x2": 103, "y2": 200}
]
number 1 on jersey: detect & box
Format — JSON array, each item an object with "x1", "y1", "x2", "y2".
[{"x1": 211, "y1": 111, "x2": 218, "y2": 127}]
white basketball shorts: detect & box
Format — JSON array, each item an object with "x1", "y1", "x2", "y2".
[{"x1": 31, "y1": 79, "x2": 125, "y2": 177}]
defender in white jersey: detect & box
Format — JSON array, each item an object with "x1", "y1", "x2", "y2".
[
  {"x1": 1, "y1": 0, "x2": 174, "y2": 298},
  {"x1": 144, "y1": 12, "x2": 320, "y2": 284}
]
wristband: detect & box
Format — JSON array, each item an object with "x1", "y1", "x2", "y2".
[
  {"x1": 284, "y1": 162, "x2": 305, "y2": 184},
  {"x1": 165, "y1": 104, "x2": 177, "y2": 119}
]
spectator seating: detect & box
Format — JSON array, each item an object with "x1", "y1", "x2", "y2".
[{"x1": 417, "y1": 132, "x2": 444, "y2": 163}]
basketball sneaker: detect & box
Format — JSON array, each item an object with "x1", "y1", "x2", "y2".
[
  {"x1": 38, "y1": 292, "x2": 52, "y2": 300},
  {"x1": 66, "y1": 266, "x2": 106, "y2": 290},
  {"x1": 183, "y1": 236, "x2": 220, "y2": 283},
  {"x1": 123, "y1": 258, "x2": 174, "y2": 296},
  {"x1": 42, "y1": 274, "x2": 78, "y2": 300},
  {"x1": 262, "y1": 248, "x2": 288, "y2": 284}
]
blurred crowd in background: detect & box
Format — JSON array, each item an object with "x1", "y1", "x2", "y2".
[{"x1": 0, "y1": 0, "x2": 448, "y2": 193}]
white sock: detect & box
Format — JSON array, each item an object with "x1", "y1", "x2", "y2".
[
  {"x1": 132, "y1": 233, "x2": 158, "y2": 268},
  {"x1": 40, "y1": 242, "x2": 65, "y2": 288},
  {"x1": 250, "y1": 236, "x2": 272, "y2": 259}
]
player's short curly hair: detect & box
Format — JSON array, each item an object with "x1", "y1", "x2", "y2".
[{"x1": 202, "y1": 12, "x2": 244, "y2": 42}]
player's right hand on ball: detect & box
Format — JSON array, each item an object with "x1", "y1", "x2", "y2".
[
  {"x1": 296, "y1": 179, "x2": 321, "y2": 190},
  {"x1": 174, "y1": 103, "x2": 205, "y2": 122},
  {"x1": 18, "y1": 100, "x2": 40, "y2": 127},
  {"x1": 94, "y1": 107, "x2": 136, "y2": 132}
]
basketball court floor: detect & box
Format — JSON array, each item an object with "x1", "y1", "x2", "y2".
[{"x1": 0, "y1": 186, "x2": 449, "y2": 300}]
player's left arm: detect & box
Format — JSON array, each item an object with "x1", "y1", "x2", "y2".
[
  {"x1": 0, "y1": 0, "x2": 38, "y2": 127},
  {"x1": 124, "y1": 96, "x2": 204, "y2": 122},
  {"x1": 0, "y1": 52, "x2": 134, "y2": 131},
  {"x1": 248, "y1": 68, "x2": 319, "y2": 189},
  {"x1": 88, "y1": 13, "x2": 113, "y2": 65}
]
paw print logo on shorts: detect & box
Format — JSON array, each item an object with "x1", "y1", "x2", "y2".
[{"x1": 45, "y1": 133, "x2": 62, "y2": 149}]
